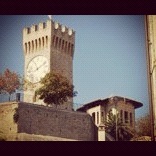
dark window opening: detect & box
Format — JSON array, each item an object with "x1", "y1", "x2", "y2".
[
  {"x1": 124, "y1": 111, "x2": 128, "y2": 123},
  {"x1": 92, "y1": 112, "x2": 95, "y2": 123},
  {"x1": 101, "y1": 112, "x2": 104, "y2": 122},
  {"x1": 97, "y1": 112, "x2": 99, "y2": 124},
  {"x1": 120, "y1": 110, "x2": 123, "y2": 123},
  {"x1": 130, "y1": 113, "x2": 133, "y2": 126}
]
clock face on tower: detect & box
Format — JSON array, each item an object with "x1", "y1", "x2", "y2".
[{"x1": 26, "y1": 55, "x2": 49, "y2": 83}]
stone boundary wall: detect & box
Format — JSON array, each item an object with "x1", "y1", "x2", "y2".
[
  {"x1": 0, "y1": 102, "x2": 18, "y2": 134},
  {"x1": 0, "y1": 102, "x2": 97, "y2": 141}
]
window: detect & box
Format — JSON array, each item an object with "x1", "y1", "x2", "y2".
[
  {"x1": 130, "y1": 113, "x2": 133, "y2": 126},
  {"x1": 124, "y1": 111, "x2": 128, "y2": 123},
  {"x1": 46, "y1": 36, "x2": 48, "y2": 47},
  {"x1": 101, "y1": 112, "x2": 104, "y2": 122},
  {"x1": 25, "y1": 43, "x2": 27, "y2": 53},
  {"x1": 62, "y1": 40, "x2": 64, "y2": 50},
  {"x1": 120, "y1": 110, "x2": 123, "y2": 123},
  {"x1": 68, "y1": 43, "x2": 71, "y2": 54},
  {"x1": 32, "y1": 41, "x2": 34, "y2": 52},
  {"x1": 35, "y1": 39, "x2": 37, "y2": 50},
  {"x1": 39, "y1": 38, "x2": 41, "y2": 49},
  {"x1": 92, "y1": 112, "x2": 95, "y2": 123},
  {"x1": 42, "y1": 37, "x2": 44, "y2": 48},
  {"x1": 52, "y1": 35, "x2": 55, "y2": 47},
  {"x1": 71, "y1": 44, "x2": 74, "y2": 56},
  {"x1": 65, "y1": 41, "x2": 67, "y2": 52},
  {"x1": 28, "y1": 42, "x2": 30, "y2": 52},
  {"x1": 59, "y1": 38, "x2": 62, "y2": 50},
  {"x1": 56, "y1": 37, "x2": 58, "y2": 48},
  {"x1": 97, "y1": 112, "x2": 99, "y2": 124}
]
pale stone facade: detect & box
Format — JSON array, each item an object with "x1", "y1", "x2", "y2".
[{"x1": 23, "y1": 19, "x2": 75, "y2": 110}]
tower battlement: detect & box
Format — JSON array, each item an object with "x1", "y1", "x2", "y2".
[
  {"x1": 23, "y1": 20, "x2": 75, "y2": 39},
  {"x1": 23, "y1": 20, "x2": 75, "y2": 56},
  {"x1": 52, "y1": 21, "x2": 75, "y2": 40},
  {"x1": 23, "y1": 20, "x2": 50, "y2": 36}
]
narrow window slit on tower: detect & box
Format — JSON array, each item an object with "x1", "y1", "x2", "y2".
[
  {"x1": 65, "y1": 41, "x2": 67, "y2": 53},
  {"x1": 71, "y1": 44, "x2": 74, "y2": 56},
  {"x1": 46, "y1": 36, "x2": 48, "y2": 47},
  {"x1": 35, "y1": 39, "x2": 37, "y2": 51},
  {"x1": 32, "y1": 41, "x2": 34, "y2": 52},
  {"x1": 28, "y1": 42, "x2": 30, "y2": 52},
  {"x1": 59, "y1": 38, "x2": 61, "y2": 50},
  {"x1": 62, "y1": 40, "x2": 64, "y2": 50},
  {"x1": 25, "y1": 43, "x2": 27, "y2": 54},
  {"x1": 68, "y1": 43, "x2": 71, "y2": 54},
  {"x1": 39, "y1": 38, "x2": 41, "y2": 50},
  {"x1": 52, "y1": 35, "x2": 55, "y2": 47},
  {"x1": 56, "y1": 37, "x2": 58, "y2": 49},
  {"x1": 42, "y1": 37, "x2": 44, "y2": 48}
]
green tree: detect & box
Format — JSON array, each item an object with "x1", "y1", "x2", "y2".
[
  {"x1": 135, "y1": 114, "x2": 151, "y2": 137},
  {"x1": 35, "y1": 72, "x2": 77, "y2": 107},
  {"x1": 105, "y1": 110, "x2": 135, "y2": 141},
  {"x1": 0, "y1": 69, "x2": 21, "y2": 101}
]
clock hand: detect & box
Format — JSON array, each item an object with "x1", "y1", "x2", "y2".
[
  {"x1": 36, "y1": 61, "x2": 46, "y2": 70},
  {"x1": 28, "y1": 61, "x2": 47, "y2": 74},
  {"x1": 33, "y1": 60, "x2": 38, "y2": 69}
]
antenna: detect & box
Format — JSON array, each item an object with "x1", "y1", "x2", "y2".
[{"x1": 48, "y1": 15, "x2": 52, "y2": 20}]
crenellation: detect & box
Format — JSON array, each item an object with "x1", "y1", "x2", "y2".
[
  {"x1": 39, "y1": 22, "x2": 44, "y2": 30},
  {"x1": 61, "y1": 25, "x2": 66, "y2": 32},
  {"x1": 52, "y1": 22, "x2": 75, "y2": 40},
  {"x1": 31, "y1": 25, "x2": 36, "y2": 32}
]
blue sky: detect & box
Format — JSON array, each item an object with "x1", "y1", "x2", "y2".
[{"x1": 0, "y1": 15, "x2": 149, "y2": 118}]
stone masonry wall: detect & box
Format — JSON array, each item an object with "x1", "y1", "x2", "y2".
[
  {"x1": 0, "y1": 102, "x2": 18, "y2": 134},
  {"x1": 18, "y1": 102, "x2": 97, "y2": 141},
  {"x1": 0, "y1": 102, "x2": 97, "y2": 141}
]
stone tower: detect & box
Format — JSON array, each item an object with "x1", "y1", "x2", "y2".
[{"x1": 23, "y1": 19, "x2": 75, "y2": 110}]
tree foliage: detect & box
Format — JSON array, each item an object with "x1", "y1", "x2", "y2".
[
  {"x1": 35, "y1": 72, "x2": 77, "y2": 107},
  {"x1": 135, "y1": 114, "x2": 151, "y2": 137},
  {"x1": 23, "y1": 78, "x2": 37, "y2": 91},
  {"x1": 0, "y1": 69, "x2": 21, "y2": 101},
  {"x1": 105, "y1": 110, "x2": 135, "y2": 141}
]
